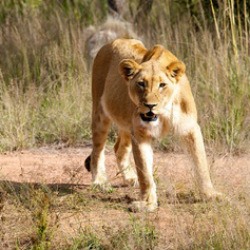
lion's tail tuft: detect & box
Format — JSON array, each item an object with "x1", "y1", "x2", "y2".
[{"x1": 84, "y1": 155, "x2": 91, "y2": 172}]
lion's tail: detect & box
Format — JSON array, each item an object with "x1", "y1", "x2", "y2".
[{"x1": 84, "y1": 155, "x2": 91, "y2": 172}]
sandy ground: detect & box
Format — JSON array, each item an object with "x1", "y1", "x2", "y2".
[
  {"x1": 0, "y1": 146, "x2": 249, "y2": 248},
  {"x1": 0, "y1": 146, "x2": 249, "y2": 192}
]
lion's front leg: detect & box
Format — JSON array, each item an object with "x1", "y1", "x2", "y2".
[
  {"x1": 130, "y1": 135, "x2": 158, "y2": 212},
  {"x1": 177, "y1": 119, "x2": 222, "y2": 200},
  {"x1": 114, "y1": 130, "x2": 138, "y2": 186}
]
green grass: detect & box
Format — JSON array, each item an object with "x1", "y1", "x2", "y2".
[
  {"x1": 68, "y1": 228, "x2": 105, "y2": 250},
  {"x1": 67, "y1": 217, "x2": 158, "y2": 250}
]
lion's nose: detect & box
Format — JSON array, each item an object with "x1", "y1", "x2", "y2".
[{"x1": 144, "y1": 103, "x2": 157, "y2": 110}]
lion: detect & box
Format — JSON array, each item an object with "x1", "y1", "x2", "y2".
[{"x1": 85, "y1": 38, "x2": 222, "y2": 212}]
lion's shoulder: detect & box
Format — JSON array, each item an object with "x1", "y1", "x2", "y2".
[{"x1": 111, "y1": 38, "x2": 147, "y2": 61}]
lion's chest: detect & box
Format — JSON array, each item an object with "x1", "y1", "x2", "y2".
[
  {"x1": 132, "y1": 115, "x2": 172, "y2": 139},
  {"x1": 135, "y1": 104, "x2": 183, "y2": 139}
]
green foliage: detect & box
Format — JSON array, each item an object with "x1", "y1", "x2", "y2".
[
  {"x1": 2, "y1": 184, "x2": 55, "y2": 249},
  {"x1": 31, "y1": 190, "x2": 52, "y2": 250},
  {"x1": 67, "y1": 217, "x2": 158, "y2": 250},
  {"x1": 110, "y1": 217, "x2": 158, "y2": 250},
  {"x1": 0, "y1": 0, "x2": 108, "y2": 25},
  {"x1": 69, "y1": 228, "x2": 105, "y2": 250}
]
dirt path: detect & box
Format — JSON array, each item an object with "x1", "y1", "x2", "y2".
[
  {"x1": 0, "y1": 146, "x2": 249, "y2": 190},
  {"x1": 0, "y1": 146, "x2": 249, "y2": 249}
]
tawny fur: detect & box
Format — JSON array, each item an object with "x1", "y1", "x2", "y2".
[{"x1": 85, "y1": 38, "x2": 222, "y2": 212}]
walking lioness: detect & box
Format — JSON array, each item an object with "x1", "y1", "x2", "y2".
[{"x1": 85, "y1": 38, "x2": 222, "y2": 212}]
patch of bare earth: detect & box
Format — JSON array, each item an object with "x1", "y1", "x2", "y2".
[{"x1": 0, "y1": 146, "x2": 249, "y2": 249}]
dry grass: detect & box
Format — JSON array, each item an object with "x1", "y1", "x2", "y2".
[{"x1": 0, "y1": 0, "x2": 249, "y2": 152}]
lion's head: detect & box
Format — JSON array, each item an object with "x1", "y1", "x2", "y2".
[{"x1": 119, "y1": 45, "x2": 186, "y2": 122}]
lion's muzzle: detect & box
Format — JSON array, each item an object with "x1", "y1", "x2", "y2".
[{"x1": 140, "y1": 111, "x2": 158, "y2": 122}]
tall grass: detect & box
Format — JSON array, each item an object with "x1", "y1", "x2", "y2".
[
  {"x1": 0, "y1": 1, "x2": 93, "y2": 150},
  {"x1": 0, "y1": 0, "x2": 249, "y2": 152}
]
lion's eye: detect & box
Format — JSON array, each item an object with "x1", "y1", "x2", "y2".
[
  {"x1": 159, "y1": 83, "x2": 167, "y2": 88},
  {"x1": 137, "y1": 81, "x2": 146, "y2": 88}
]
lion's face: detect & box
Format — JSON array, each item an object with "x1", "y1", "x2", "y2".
[{"x1": 119, "y1": 58, "x2": 185, "y2": 122}]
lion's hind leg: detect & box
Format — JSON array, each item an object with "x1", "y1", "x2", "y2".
[
  {"x1": 114, "y1": 130, "x2": 138, "y2": 186},
  {"x1": 88, "y1": 108, "x2": 111, "y2": 189}
]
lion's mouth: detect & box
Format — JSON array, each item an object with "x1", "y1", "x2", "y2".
[{"x1": 140, "y1": 111, "x2": 158, "y2": 122}]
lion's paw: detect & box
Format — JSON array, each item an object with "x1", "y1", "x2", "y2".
[
  {"x1": 201, "y1": 190, "x2": 225, "y2": 202},
  {"x1": 124, "y1": 175, "x2": 138, "y2": 187},
  {"x1": 122, "y1": 168, "x2": 138, "y2": 187},
  {"x1": 92, "y1": 175, "x2": 111, "y2": 192},
  {"x1": 92, "y1": 182, "x2": 112, "y2": 193},
  {"x1": 129, "y1": 201, "x2": 158, "y2": 213}
]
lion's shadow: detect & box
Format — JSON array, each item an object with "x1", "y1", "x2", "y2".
[
  {"x1": 0, "y1": 179, "x2": 86, "y2": 195},
  {"x1": 0, "y1": 180, "x2": 137, "y2": 209},
  {"x1": 0, "y1": 180, "x2": 203, "y2": 209}
]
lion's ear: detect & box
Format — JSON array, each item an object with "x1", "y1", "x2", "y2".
[
  {"x1": 166, "y1": 61, "x2": 186, "y2": 81},
  {"x1": 119, "y1": 59, "x2": 141, "y2": 81}
]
